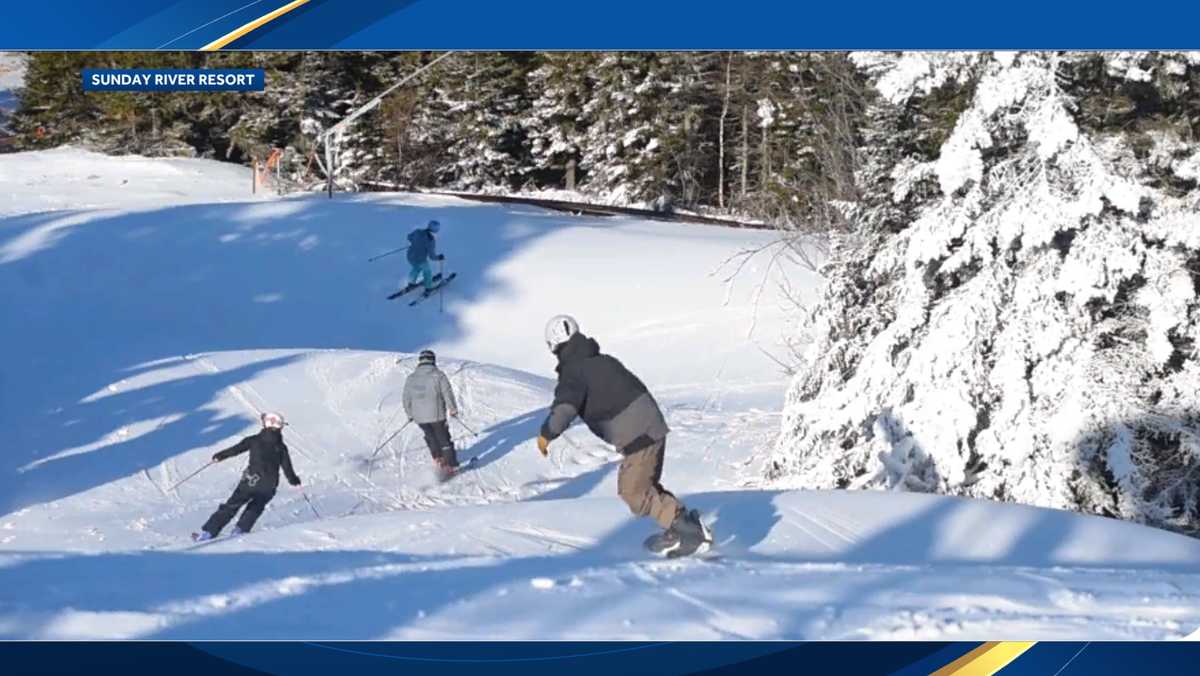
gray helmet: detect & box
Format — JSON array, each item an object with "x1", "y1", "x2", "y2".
[{"x1": 418, "y1": 349, "x2": 436, "y2": 365}]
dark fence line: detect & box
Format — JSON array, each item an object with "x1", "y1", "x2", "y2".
[
  {"x1": 415, "y1": 189, "x2": 773, "y2": 230},
  {"x1": 350, "y1": 184, "x2": 772, "y2": 232}
]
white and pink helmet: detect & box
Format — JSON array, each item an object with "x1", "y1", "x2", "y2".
[{"x1": 261, "y1": 412, "x2": 287, "y2": 430}]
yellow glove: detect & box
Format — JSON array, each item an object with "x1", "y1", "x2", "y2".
[{"x1": 536, "y1": 435, "x2": 550, "y2": 457}]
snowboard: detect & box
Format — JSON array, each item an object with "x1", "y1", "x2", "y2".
[
  {"x1": 387, "y1": 273, "x2": 443, "y2": 300},
  {"x1": 642, "y1": 524, "x2": 716, "y2": 559},
  {"x1": 409, "y1": 273, "x2": 457, "y2": 307}
]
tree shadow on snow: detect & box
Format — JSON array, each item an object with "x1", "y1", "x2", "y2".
[
  {"x1": 3, "y1": 486, "x2": 1195, "y2": 640},
  {"x1": 0, "y1": 548, "x2": 465, "y2": 639},
  {"x1": 0, "y1": 354, "x2": 300, "y2": 515},
  {"x1": 140, "y1": 517, "x2": 665, "y2": 639}
]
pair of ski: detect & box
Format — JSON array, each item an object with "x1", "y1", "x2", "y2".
[
  {"x1": 387, "y1": 273, "x2": 458, "y2": 306},
  {"x1": 184, "y1": 531, "x2": 238, "y2": 550}
]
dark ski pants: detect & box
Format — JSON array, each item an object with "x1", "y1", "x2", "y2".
[
  {"x1": 202, "y1": 480, "x2": 276, "y2": 536},
  {"x1": 617, "y1": 437, "x2": 682, "y2": 529},
  {"x1": 419, "y1": 420, "x2": 458, "y2": 467}
]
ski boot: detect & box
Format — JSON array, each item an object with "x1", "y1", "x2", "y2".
[
  {"x1": 404, "y1": 274, "x2": 441, "y2": 295},
  {"x1": 434, "y1": 457, "x2": 457, "y2": 482},
  {"x1": 192, "y1": 530, "x2": 215, "y2": 542},
  {"x1": 231, "y1": 526, "x2": 247, "y2": 536}
]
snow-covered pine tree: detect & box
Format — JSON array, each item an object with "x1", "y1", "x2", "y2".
[
  {"x1": 16, "y1": 52, "x2": 199, "y2": 155},
  {"x1": 577, "y1": 52, "x2": 679, "y2": 206},
  {"x1": 428, "y1": 52, "x2": 538, "y2": 192},
  {"x1": 524, "y1": 52, "x2": 597, "y2": 191},
  {"x1": 768, "y1": 52, "x2": 1200, "y2": 532},
  {"x1": 214, "y1": 52, "x2": 305, "y2": 168},
  {"x1": 647, "y1": 52, "x2": 723, "y2": 209},
  {"x1": 713, "y1": 52, "x2": 865, "y2": 233}
]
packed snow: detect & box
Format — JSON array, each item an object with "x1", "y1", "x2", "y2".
[
  {"x1": 1, "y1": 148, "x2": 1198, "y2": 639},
  {"x1": 0, "y1": 146, "x2": 260, "y2": 216}
]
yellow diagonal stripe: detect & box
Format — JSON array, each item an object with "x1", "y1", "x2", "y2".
[
  {"x1": 200, "y1": 0, "x2": 311, "y2": 51},
  {"x1": 931, "y1": 641, "x2": 1037, "y2": 676}
]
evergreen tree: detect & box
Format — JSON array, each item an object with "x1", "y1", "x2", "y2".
[
  {"x1": 11, "y1": 51, "x2": 867, "y2": 217},
  {"x1": 525, "y1": 52, "x2": 597, "y2": 190},
  {"x1": 429, "y1": 52, "x2": 539, "y2": 191},
  {"x1": 768, "y1": 52, "x2": 1200, "y2": 533},
  {"x1": 578, "y1": 52, "x2": 673, "y2": 205}
]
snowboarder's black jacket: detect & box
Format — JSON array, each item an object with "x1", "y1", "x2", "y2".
[
  {"x1": 540, "y1": 332, "x2": 669, "y2": 454},
  {"x1": 214, "y1": 428, "x2": 300, "y2": 490}
]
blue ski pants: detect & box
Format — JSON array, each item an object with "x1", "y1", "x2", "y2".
[{"x1": 408, "y1": 261, "x2": 434, "y2": 290}]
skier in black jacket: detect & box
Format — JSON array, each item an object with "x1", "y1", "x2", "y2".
[
  {"x1": 194, "y1": 412, "x2": 301, "y2": 541},
  {"x1": 536, "y1": 315, "x2": 712, "y2": 557}
]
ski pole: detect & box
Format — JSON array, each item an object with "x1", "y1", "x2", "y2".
[
  {"x1": 302, "y1": 490, "x2": 321, "y2": 520},
  {"x1": 368, "y1": 245, "x2": 408, "y2": 263},
  {"x1": 438, "y1": 257, "x2": 445, "y2": 314},
  {"x1": 368, "y1": 420, "x2": 412, "y2": 477},
  {"x1": 166, "y1": 460, "x2": 215, "y2": 492},
  {"x1": 373, "y1": 419, "x2": 413, "y2": 458},
  {"x1": 452, "y1": 416, "x2": 479, "y2": 437}
]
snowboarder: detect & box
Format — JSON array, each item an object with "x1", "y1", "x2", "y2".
[
  {"x1": 404, "y1": 219, "x2": 445, "y2": 298},
  {"x1": 402, "y1": 349, "x2": 460, "y2": 476},
  {"x1": 194, "y1": 412, "x2": 301, "y2": 541},
  {"x1": 536, "y1": 315, "x2": 712, "y2": 557}
]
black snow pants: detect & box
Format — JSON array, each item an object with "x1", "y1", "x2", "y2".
[
  {"x1": 202, "y1": 480, "x2": 276, "y2": 536},
  {"x1": 418, "y1": 420, "x2": 457, "y2": 467}
]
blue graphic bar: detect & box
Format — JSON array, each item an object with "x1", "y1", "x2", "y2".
[
  {"x1": 0, "y1": 641, "x2": 1195, "y2": 674},
  {"x1": 2, "y1": 0, "x2": 1200, "y2": 49},
  {"x1": 81, "y1": 69, "x2": 266, "y2": 92}
]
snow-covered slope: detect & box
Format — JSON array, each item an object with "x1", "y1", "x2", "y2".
[
  {"x1": 1, "y1": 148, "x2": 1198, "y2": 639},
  {"x1": 0, "y1": 146, "x2": 259, "y2": 215},
  {"x1": 8, "y1": 490, "x2": 1200, "y2": 640}
]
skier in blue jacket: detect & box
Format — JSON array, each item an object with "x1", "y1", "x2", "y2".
[{"x1": 405, "y1": 219, "x2": 445, "y2": 296}]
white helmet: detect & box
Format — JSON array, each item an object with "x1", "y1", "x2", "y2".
[
  {"x1": 544, "y1": 314, "x2": 579, "y2": 352},
  {"x1": 261, "y1": 412, "x2": 287, "y2": 429}
]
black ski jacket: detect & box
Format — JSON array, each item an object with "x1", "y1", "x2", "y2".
[
  {"x1": 214, "y1": 428, "x2": 300, "y2": 490},
  {"x1": 540, "y1": 332, "x2": 669, "y2": 454}
]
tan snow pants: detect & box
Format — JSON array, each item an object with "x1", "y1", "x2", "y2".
[{"x1": 617, "y1": 437, "x2": 681, "y2": 529}]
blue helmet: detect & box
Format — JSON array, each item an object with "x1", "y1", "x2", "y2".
[{"x1": 427, "y1": 219, "x2": 441, "y2": 233}]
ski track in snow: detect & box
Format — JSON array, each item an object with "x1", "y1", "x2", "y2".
[{"x1": 1, "y1": 149, "x2": 1199, "y2": 639}]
